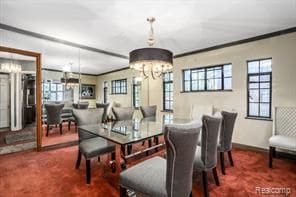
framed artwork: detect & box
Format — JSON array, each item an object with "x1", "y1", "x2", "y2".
[{"x1": 81, "y1": 84, "x2": 96, "y2": 99}]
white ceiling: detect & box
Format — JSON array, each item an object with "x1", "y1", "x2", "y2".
[{"x1": 0, "y1": 0, "x2": 296, "y2": 74}]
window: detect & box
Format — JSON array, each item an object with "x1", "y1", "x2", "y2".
[
  {"x1": 42, "y1": 81, "x2": 64, "y2": 102},
  {"x1": 133, "y1": 83, "x2": 141, "y2": 108},
  {"x1": 183, "y1": 64, "x2": 232, "y2": 92},
  {"x1": 163, "y1": 72, "x2": 173, "y2": 111},
  {"x1": 111, "y1": 79, "x2": 127, "y2": 94},
  {"x1": 247, "y1": 58, "x2": 272, "y2": 119},
  {"x1": 103, "y1": 81, "x2": 108, "y2": 103}
]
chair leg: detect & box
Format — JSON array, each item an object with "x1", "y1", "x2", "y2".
[
  {"x1": 127, "y1": 144, "x2": 132, "y2": 155},
  {"x1": 75, "y1": 150, "x2": 82, "y2": 169},
  {"x1": 272, "y1": 146, "x2": 276, "y2": 157},
  {"x1": 86, "y1": 159, "x2": 91, "y2": 184},
  {"x1": 75, "y1": 122, "x2": 78, "y2": 132},
  {"x1": 189, "y1": 191, "x2": 192, "y2": 197},
  {"x1": 220, "y1": 152, "x2": 226, "y2": 175},
  {"x1": 228, "y1": 151, "x2": 234, "y2": 166},
  {"x1": 59, "y1": 123, "x2": 63, "y2": 135},
  {"x1": 155, "y1": 136, "x2": 159, "y2": 152},
  {"x1": 68, "y1": 120, "x2": 71, "y2": 131},
  {"x1": 111, "y1": 152, "x2": 116, "y2": 160},
  {"x1": 121, "y1": 145, "x2": 126, "y2": 156},
  {"x1": 269, "y1": 146, "x2": 275, "y2": 168},
  {"x1": 202, "y1": 171, "x2": 208, "y2": 197},
  {"x1": 212, "y1": 167, "x2": 220, "y2": 186},
  {"x1": 46, "y1": 123, "x2": 49, "y2": 137},
  {"x1": 146, "y1": 138, "x2": 152, "y2": 156},
  {"x1": 119, "y1": 186, "x2": 127, "y2": 197}
]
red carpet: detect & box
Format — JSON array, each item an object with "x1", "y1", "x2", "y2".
[
  {"x1": 42, "y1": 123, "x2": 78, "y2": 146},
  {"x1": 0, "y1": 145, "x2": 295, "y2": 197}
]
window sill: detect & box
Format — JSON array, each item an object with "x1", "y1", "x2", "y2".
[
  {"x1": 180, "y1": 90, "x2": 233, "y2": 93},
  {"x1": 110, "y1": 93, "x2": 128, "y2": 95},
  {"x1": 245, "y1": 117, "x2": 273, "y2": 121},
  {"x1": 161, "y1": 110, "x2": 174, "y2": 113}
]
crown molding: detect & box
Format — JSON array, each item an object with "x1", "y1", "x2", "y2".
[
  {"x1": 0, "y1": 23, "x2": 128, "y2": 59},
  {"x1": 174, "y1": 26, "x2": 296, "y2": 58}
]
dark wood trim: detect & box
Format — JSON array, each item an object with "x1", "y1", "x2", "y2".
[
  {"x1": 97, "y1": 67, "x2": 130, "y2": 76},
  {"x1": 232, "y1": 142, "x2": 267, "y2": 152},
  {"x1": 180, "y1": 90, "x2": 233, "y2": 93},
  {"x1": 42, "y1": 68, "x2": 98, "y2": 77},
  {"x1": 41, "y1": 140, "x2": 78, "y2": 151},
  {"x1": 233, "y1": 142, "x2": 296, "y2": 161},
  {"x1": 244, "y1": 117, "x2": 273, "y2": 121},
  {"x1": 0, "y1": 23, "x2": 128, "y2": 59},
  {"x1": 0, "y1": 45, "x2": 42, "y2": 151},
  {"x1": 174, "y1": 26, "x2": 296, "y2": 58}
]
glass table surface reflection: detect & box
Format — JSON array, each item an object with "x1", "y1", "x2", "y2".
[{"x1": 79, "y1": 115, "x2": 191, "y2": 145}]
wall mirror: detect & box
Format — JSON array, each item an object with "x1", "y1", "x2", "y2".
[{"x1": 0, "y1": 46, "x2": 41, "y2": 153}]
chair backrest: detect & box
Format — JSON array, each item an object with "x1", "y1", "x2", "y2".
[
  {"x1": 274, "y1": 107, "x2": 296, "y2": 137},
  {"x1": 96, "y1": 103, "x2": 110, "y2": 122},
  {"x1": 112, "y1": 107, "x2": 134, "y2": 121},
  {"x1": 44, "y1": 104, "x2": 64, "y2": 124},
  {"x1": 190, "y1": 105, "x2": 213, "y2": 121},
  {"x1": 140, "y1": 105, "x2": 157, "y2": 118},
  {"x1": 73, "y1": 108, "x2": 104, "y2": 141},
  {"x1": 219, "y1": 111, "x2": 238, "y2": 152},
  {"x1": 164, "y1": 122, "x2": 200, "y2": 197},
  {"x1": 72, "y1": 102, "x2": 89, "y2": 109},
  {"x1": 200, "y1": 115, "x2": 221, "y2": 170}
]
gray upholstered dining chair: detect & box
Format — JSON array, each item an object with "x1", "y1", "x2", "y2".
[
  {"x1": 112, "y1": 107, "x2": 134, "y2": 121},
  {"x1": 193, "y1": 115, "x2": 221, "y2": 197},
  {"x1": 140, "y1": 105, "x2": 157, "y2": 118},
  {"x1": 140, "y1": 105, "x2": 157, "y2": 150},
  {"x1": 61, "y1": 107, "x2": 75, "y2": 131},
  {"x1": 218, "y1": 111, "x2": 238, "y2": 175},
  {"x1": 96, "y1": 103, "x2": 110, "y2": 122},
  {"x1": 119, "y1": 122, "x2": 200, "y2": 197},
  {"x1": 73, "y1": 108, "x2": 115, "y2": 184},
  {"x1": 112, "y1": 107, "x2": 135, "y2": 155},
  {"x1": 44, "y1": 103, "x2": 64, "y2": 136},
  {"x1": 72, "y1": 102, "x2": 89, "y2": 109}
]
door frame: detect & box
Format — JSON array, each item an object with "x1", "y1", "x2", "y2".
[
  {"x1": 0, "y1": 46, "x2": 42, "y2": 151},
  {"x1": 0, "y1": 73, "x2": 10, "y2": 128}
]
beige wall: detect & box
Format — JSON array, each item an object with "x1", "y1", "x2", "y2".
[
  {"x1": 174, "y1": 32, "x2": 296, "y2": 149},
  {"x1": 96, "y1": 69, "x2": 163, "y2": 108},
  {"x1": 96, "y1": 32, "x2": 296, "y2": 149}
]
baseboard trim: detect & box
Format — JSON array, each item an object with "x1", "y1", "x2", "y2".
[
  {"x1": 232, "y1": 143, "x2": 268, "y2": 153},
  {"x1": 41, "y1": 140, "x2": 78, "y2": 151},
  {"x1": 233, "y1": 142, "x2": 296, "y2": 161}
]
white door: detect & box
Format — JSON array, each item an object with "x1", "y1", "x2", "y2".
[{"x1": 0, "y1": 74, "x2": 10, "y2": 128}]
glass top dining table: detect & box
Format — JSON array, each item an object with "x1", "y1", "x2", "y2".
[
  {"x1": 79, "y1": 114, "x2": 199, "y2": 174},
  {"x1": 79, "y1": 114, "x2": 192, "y2": 146}
]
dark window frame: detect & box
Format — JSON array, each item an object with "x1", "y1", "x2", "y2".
[
  {"x1": 246, "y1": 58, "x2": 272, "y2": 119},
  {"x1": 42, "y1": 81, "x2": 64, "y2": 102},
  {"x1": 132, "y1": 83, "x2": 141, "y2": 108},
  {"x1": 163, "y1": 72, "x2": 173, "y2": 111},
  {"x1": 111, "y1": 79, "x2": 127, "y2": 94},
  {"x1": 182, "y1": 63, "x2": 232, "y2": 92},
  {"x1": 103, "y1": 87, "x2": 108, "y2": 103}
]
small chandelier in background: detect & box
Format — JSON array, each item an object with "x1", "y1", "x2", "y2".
[
  {"x1": 129, "y1": 17, "x2": 173, "y2": 79},
  {"x1": 0, "y1": 63, "x2": 22, "y2": 73},
  {"x1": 61, "y1": 63, "x2": 79, "y2": 89}
]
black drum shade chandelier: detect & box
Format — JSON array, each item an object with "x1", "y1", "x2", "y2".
[{"x1": 129, "y1": 17, "x2": 173, "y2": 79}]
